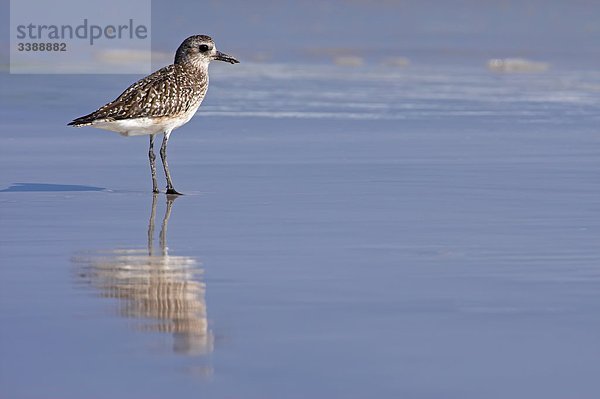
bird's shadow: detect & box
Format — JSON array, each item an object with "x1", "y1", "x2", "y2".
[{"x1": 0, "y1": 183, "x2": 106, "y2": 192}]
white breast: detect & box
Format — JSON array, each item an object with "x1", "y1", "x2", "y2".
[{"x1": 91, "y1": 102, "x2": 203, "y2": 137}]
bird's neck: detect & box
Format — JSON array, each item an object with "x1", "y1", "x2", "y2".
[{"x1": 174, "y1": 54, "x2": 210, "y2": 71}]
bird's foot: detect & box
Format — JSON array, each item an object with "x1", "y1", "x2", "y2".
[{"x1": 166, "y1": 188, "x2": 183, "y2": 196}]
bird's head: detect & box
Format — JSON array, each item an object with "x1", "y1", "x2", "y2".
[{"x1": 174, "y1": 35, "x2": 239, "y2": 68}]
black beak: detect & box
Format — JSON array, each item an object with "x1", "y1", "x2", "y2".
[{"x1": 214, "y1": 51, "x2": 239, "y2": 64}]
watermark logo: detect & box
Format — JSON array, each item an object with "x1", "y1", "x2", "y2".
[{"x1": 10, "y1": 0, "x2": 151, "y2": 74}]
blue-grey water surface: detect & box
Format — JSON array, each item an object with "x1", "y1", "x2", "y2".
[{"x1": 2, "y1": 1, "x2": 600, "y2": 398}]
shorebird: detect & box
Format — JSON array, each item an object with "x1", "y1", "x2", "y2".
[{"x1": 68, "y1": 35, "x2": 239, "y2": 195}]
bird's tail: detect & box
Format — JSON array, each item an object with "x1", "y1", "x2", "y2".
[{"x1": 67, "y1": 112, "x2": 101, "y2": 127}]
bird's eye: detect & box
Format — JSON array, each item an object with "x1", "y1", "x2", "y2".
[{"x1": 198, "y1": 44, "x2": 209, "y2": 52}]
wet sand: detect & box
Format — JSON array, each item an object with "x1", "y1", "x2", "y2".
[{"x1": 2, "y1": 61, "x2": 600, "y2": 398}]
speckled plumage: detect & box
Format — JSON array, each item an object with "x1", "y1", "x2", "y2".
[
  {"x1": 68, "y1": 35, "x2": 239, "y2": 194},
  {"x1": 70, "y1": 63, "x2": 209, "y2": 125},
  {"x1": 68, "y1": 35, "x2": 239, "y2": 129}
]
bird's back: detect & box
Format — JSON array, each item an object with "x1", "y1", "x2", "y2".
[{"x1": 69, "y1": 63, "x2": 208, "y2": 127}]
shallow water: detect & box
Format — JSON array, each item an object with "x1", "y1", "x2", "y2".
[{"x1": 2, "y1": 42, "x2": 600, "y2": 399}]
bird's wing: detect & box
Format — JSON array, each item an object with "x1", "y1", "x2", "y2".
[{"x1": 68, "y1": 65, "x2": 206, "y2": 126}]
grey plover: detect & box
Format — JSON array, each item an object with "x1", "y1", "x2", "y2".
[{"x1": 68, "y1": 35, "x2": 239, "y2": 195}]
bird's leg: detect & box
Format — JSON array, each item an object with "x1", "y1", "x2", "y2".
[
  {"x1": 149, "y1": 135, "x2": 159, "y2": 194},
  {"x1": 160, "y1": 131, "x2": 182, "y2": 195}
]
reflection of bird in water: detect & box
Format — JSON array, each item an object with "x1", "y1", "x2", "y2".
[{"x1": 74, "y1": 194, "x2": 213, "y2": 356}]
